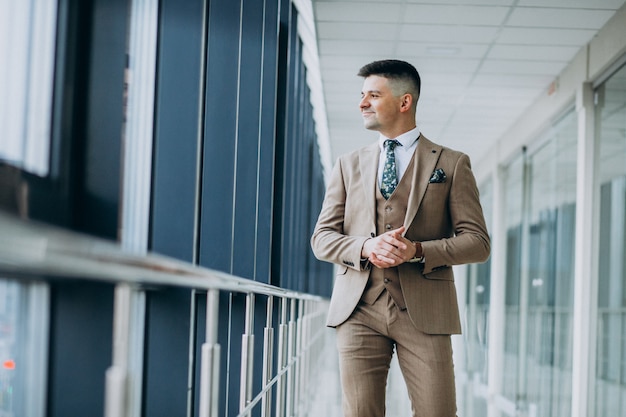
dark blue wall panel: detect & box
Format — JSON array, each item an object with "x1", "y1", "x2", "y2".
[
  {"x1": 199, "y1": 0, "x2": 242, "y2": 273},
  {"x1": 147, "y1": 0, "x2": 205, "y2": 415},
  {"x1": 256, "y1": 0, "x2": 280, "y2": 285},
  {"x1": 151, "y1": 0, "x2": 205, "y2": 263},
  {"x1": 143, "y1": 288, "x2": 193, "y2": 417},
  {"x1": 232, "y1": 0, "x2": 265, "y2": 280},
  {"x1": 270, "y1": 0, "x2": 291, "y2": 289},
  {"x1": 47, "y1": 281, "x2": 114, "y2": 417}
]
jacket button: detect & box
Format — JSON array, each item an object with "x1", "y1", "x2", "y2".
[
  {"x1": 385, "y1": 224, "x2": 392, "y2": 230},
  {"x1": 384, "y1": 278, "x2": 391, "y2": 284}
]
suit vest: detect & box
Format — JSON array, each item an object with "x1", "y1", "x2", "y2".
[{"x1": 361, "y1": 155, "x2": 416, "y2": 309}]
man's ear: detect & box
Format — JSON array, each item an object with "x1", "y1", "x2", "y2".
[{"x1": 399, "y1": 93, "x2": 413, "y2": 113}]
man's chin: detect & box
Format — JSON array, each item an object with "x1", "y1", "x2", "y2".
[{"x1": 363, "y1": 122, "x2": 378, "y2": 131}]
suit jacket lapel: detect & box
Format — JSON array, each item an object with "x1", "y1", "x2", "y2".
[
  {"x1": 404, "y1": 135, "x2": 441, "y2": 228},
  {"x1": 359, "y1": 142, "x2": 379, "y2": 229}
]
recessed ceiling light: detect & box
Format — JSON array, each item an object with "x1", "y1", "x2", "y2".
[{"x1": 427, "y1": 47, "x2": 461, "y2": 56}]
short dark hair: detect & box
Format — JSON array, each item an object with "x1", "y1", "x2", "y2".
[{"x1": 358, "y1": 59, "x2": 421, "y2": 97}]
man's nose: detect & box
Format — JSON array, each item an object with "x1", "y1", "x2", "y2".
[{"x1": 359, "y1": 97, "x2": 369, "y2": 109}]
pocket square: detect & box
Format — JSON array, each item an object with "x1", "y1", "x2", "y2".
[{"x1": 429, "y1": 168, "x2": 446, "y2": 183}]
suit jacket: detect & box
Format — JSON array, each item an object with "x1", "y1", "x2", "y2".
[{"x1": 311, "y1": 135, "x2": 490, "y2": 334}]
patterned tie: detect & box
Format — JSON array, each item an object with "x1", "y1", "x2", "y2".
[{"x1": 381, "y1": 139, "x2": 400, "y2": 199}]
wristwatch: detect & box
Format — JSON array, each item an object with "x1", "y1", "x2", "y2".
[{"x1": 408, "y1": 241, "x2": 424, "y2": 263}]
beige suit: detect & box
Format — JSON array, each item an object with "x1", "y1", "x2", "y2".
[
  {"x1": 311, "y1": 135, "x2": 489, "y2": 416},
  {"x1": 311, "y1": 135, "x2": 490, "y2": 334}
]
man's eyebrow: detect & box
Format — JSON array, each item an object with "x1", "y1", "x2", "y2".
[{"x1": 361, "y1": 89, "x2": 382, "y2": 95}]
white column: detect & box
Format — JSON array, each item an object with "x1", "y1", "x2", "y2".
[
  {"x1": 120, "y1": 0, "x2": 159, "y2": 254},
  {"x1": 487, "y1": 165, "x2": 507, "y2": 417},
  {"x1": 571, "y1": 82, "x2": 599, "y2": 417},
  {"x1": 108, "y1": 0, "x2": 159, "y2": 415}
]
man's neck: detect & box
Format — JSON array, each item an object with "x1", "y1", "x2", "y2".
[{"x1": 379, "y1": 124, "x2": 417, "y2": 139}]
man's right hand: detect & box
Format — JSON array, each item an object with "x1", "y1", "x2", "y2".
[{"x1": 361, "y1": 226, "x2": 416, "y2": 268}]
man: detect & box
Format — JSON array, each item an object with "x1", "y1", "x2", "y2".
[{"x1": 311, "y1": 59, "x2": 490, "y2": 417}]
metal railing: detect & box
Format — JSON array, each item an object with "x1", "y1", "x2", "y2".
[{"x1": 0, "y1": 211, "x2": 333, "y2": 417}]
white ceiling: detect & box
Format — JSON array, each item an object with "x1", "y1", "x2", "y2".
[{"x1": 312, "y1": 0, "x2": 626, "y2": 165}]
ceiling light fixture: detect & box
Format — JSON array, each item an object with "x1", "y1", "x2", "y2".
[{"x1": 427, "y1": 47, "x2": 461, "y2": 56}]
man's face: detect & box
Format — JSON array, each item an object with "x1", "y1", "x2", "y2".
[{"x1": 359, "y1": 75, "x2": 402, "y2": 133}]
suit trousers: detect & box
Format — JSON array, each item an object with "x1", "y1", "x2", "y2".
[{"x1": 335, "y1": 290, "x2": 457, "y2": 417}]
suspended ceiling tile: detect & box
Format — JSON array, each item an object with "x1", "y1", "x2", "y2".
[
  {"x1": 518, "y1": 0, "x2": 625, "y2": 9},
  {"x1": 452, "y1": 105, "x2": 532, "y2": 120},
  {"x1": 316, "y1": 22, "x2": 398, "y2": 40},
  {"x1": 488, "y1": 44, "x2": 579, "y2": 61},
  {"x1": 497, "y1": 27, "x2": 597, "y2": 45},
  {"x1": 464, "y1": 85, "x2": 545, "y2": 99},
  {"x1": 472, "y1": 73, "x2": 554, "y2": 87},
  {"x1": 407, "y1": 0, "x2": 515, "y2": 5},
  {"x1": 320, "y1": 68, "x2": 368, "y2": 82},
  {"x1": 507, "y1": 7, "x2": 616, "y2": 29},
  {"x1": 319, "y1": 40, "x2": 398, "y2": 55},
  {"x1": 312, "y1": 0, "x2": 624, "y2": 165},
  {"x1": 396, "y1": 42, "x2": 490, "y2": 59},
  {"x1": 399, "y1": 24, "x2": 500, "y2": 43},
  {"x1": 314, "y1": 2, "x2": 403, "y2": 22},
  {"x1": 480, "y1": 59, "x2": 567, "y2": 75},
  {"x1": 459, "y1": 96, "x2": 533, "y2": 109},
  {"x1": 423, "y1": 73, "x2": 474, "y2": 86},
  {"x1": 320, "y1": 55, "x2": 385, "y2": 70},
  {"x1": 410, "y1": 58, "x2": 482, "y2": 74},
  {"x1": 333, "y1": 0, "x2": 406, "y2": 3},
  {"x1": 402, "y1": 4, "x2": 510, "y2": 25}
]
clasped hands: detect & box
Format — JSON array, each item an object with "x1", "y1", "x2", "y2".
[{"x1": 361, "y1": 226, "x2": 420, "y2": 269}]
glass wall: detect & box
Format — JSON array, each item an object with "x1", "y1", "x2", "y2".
[
  {"x1": 462, "y1": 178, "x2": 493, "y2": 415},
  {"x1": 595, "y1": 63, "x2": 626, "y2": 416},
  {"x1": 467, "y1": 178, "x2": 493, "y2": 381},
  {"x1": 0, "y1": 279, "x2": 48, "y2": 417},
  {"x1": 501, "y1": 108, "x2": 577, "y2": 416},
  {"x1": 503, "y1": 153, "x2": 524, "y2": 403},
  {"x1": 0, "y1": 0, "x2": 57, "y2": 176},
  {"x1": 524, "y1": 110, "x2": 577, "y2": 417}
]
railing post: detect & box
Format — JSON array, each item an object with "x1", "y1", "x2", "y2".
[
  {"x1": 199, "y1": 289, "x2": 220, "y2": 417},
  {"x1": 286, "y1": 298, "x2": 297, "y2": 416},
  {"x1": 105, "y1": 284, "x2": 146, "y2": 417},
  {"x1": 261, "y1": 296, "x2": 274, "y2": 417},
  {"x1": 299, "y1": 300, "x2": 310, "y2": 414},
  {"x1": 275, "y1": 297, "x2": 289, "y2": 417},
  {"x1": 294, "y1": 299, "x2": 304, "y2": 415},
  {"x1": 239, "y1": 293, "x2": 255, "y2": 415}
]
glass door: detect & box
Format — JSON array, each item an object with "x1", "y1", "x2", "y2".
[{"x1": 595, "y1": 63, "x2": 626, "y2": 417}]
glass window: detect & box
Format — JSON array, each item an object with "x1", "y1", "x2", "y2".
[
  {"x1": 0, "y1": 279, "x2": 49, "y2": 417},
  {"x1": 501, "y1": 108, "x2": 577, "y2": 416},
  {"x1": 0, "y1": 1, "x2": 58, "y2": 176},
  {"x1": 525, "y1": 110, "x2": 577, "y2": 417},
  {"x1": 503, "y1": 154, "x2": 524, "y2": 402},
  {"x1": 460, "y1": 178, "x2": 493, "y2": 415},
  {"x1": 595, "y1": 63, "x2": 626, "y2": 417},
  {"x1": 466, "y1": 179, "x2": 493, "y2": 381}
]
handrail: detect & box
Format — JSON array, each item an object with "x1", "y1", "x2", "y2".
[
  {"x1": 0, "y1": 211, "x2": 331, "y2": 417},
  {"x1": 0, "y1": 211, "x2": 323, "y2": 301}
]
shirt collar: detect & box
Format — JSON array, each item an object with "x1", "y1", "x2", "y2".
[{"x1": 378, "y1": 126, "x2": 421, "y2": 151}]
